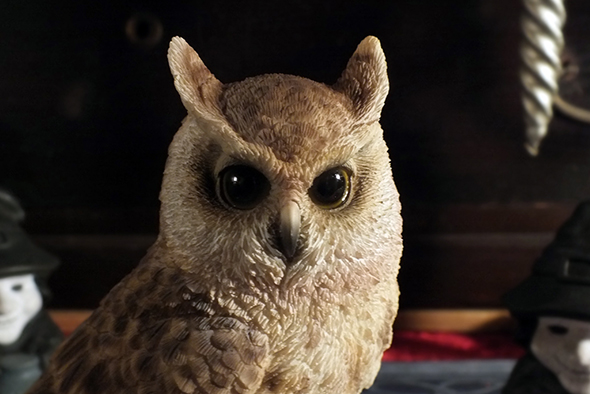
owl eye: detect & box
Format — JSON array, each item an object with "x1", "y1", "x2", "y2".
[
  {"x1": 309, "y1": 167, "x2": 352, "y2": 209},
  {"x1": 217, "y1": 165, "x2": 270, "y2": 210}
]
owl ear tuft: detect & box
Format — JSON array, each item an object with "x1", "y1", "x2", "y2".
[
  {"x1": 168, "y1": 36, "x2": 223, "y2": 119},
  {"x1": 334, "y1": 36, "x2": 389, "y2": 123}
]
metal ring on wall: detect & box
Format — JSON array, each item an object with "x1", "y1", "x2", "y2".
[{"x1": 554, "y1": 94, "x2": 590, "y2": 124}]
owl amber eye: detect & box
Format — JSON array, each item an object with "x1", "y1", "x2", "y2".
[
  {"x1": 309, "y1": 167, "x2": 351, "y2": 209},
  {"x1": 217, "y1": 165, "x2": 270, "y2": 210}
]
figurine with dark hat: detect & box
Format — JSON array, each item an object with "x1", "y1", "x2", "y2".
[
  {"x1": 503, "y1": 200, "x2": 590, "y2": 394},
  {"x1": 0, "y1": 189, "x2": 63, "y2": 394}
]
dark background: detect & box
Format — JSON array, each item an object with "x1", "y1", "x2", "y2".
[{"x1": 2, "y1": 0, "x2": 590, "y2": 309}]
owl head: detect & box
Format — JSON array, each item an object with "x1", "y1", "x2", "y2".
[{"x1": 162, "y1": 36, "x2": 402, "y2": 292}]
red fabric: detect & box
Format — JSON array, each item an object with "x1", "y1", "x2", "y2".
[
  {"x1": 64, "y1": 328, "x2": 524, "y2": 361},
  {"x1": 383, "y1": 331, "x2": 526, "y2": 361}
]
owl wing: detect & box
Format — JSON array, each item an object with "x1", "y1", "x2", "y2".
[
  {"x1": 160, "y1": 315, "x2": 270, "y2": 394},
  {"x1": 26, "y1": 284, "x2": 270, "y2": 394}
]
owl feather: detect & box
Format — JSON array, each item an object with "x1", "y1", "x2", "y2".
[{"x1": 26, "y1": 36, "x2": 402, "y2": 394}]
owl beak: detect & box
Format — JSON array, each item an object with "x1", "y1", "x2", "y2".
[{"x1": 280, "y1": 200, "x2": 301, "y2": 260}]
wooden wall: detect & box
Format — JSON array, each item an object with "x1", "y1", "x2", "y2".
[{"x1": 2, "y1": 0, "x2": 590, "y2": 309}]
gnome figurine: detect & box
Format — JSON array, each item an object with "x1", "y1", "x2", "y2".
[
  {"x1": 503, "y1": 201, "x2": 590, "y2": 394},
  {"x1": 0, "y1": 190, "x2": 62, "y2": 394}
]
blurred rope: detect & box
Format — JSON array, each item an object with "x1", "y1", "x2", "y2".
[{"x1": 520, "y1": 0, "x2": 566, "y2": 156}]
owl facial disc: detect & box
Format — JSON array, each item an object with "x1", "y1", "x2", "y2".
[{"x1": 279, "y1": 200, "x2": 300, "y2": 260}]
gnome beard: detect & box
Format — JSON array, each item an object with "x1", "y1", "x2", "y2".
[
  {"x1": 0, "y1": 274, "x2": 42, "y2": 346},
  {"x1": 532, "y1": 316, "x2": 590, "y2": 394}
]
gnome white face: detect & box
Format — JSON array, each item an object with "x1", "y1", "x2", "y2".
[
  {"x1": 0, "y1": 274, "x2": 42, "y2": 345},
  {"x1": 532, "y1": 316, "x2": 590, "y2": 394}
]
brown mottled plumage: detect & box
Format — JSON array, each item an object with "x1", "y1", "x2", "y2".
[{"x1": 26, "y1": 36, "x2": 403, "y2": 394}]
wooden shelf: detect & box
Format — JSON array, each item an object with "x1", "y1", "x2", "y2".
[
  {"x1": 49, "y1": 309, "x2": 516, "y2": 335},
  {"x1": 49, "y1": 310, "x2": 92, "y2": 335},
  {"x1": 394, "y1": 309, "x2": 515, "y2": 332}
]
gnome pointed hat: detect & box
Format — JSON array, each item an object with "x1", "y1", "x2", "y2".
[
  {"x1": 504, "y1": 200, "x2": 590, "y2": 320},
  {"x1": 0, "y1": 189, "x2": 25, "y2": 223},
  {"x1": 0, "y1": 190, "x2": 59, "y2": 279}
]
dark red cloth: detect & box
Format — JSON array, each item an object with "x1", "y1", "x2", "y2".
[
  {"x1": 383, "y1": 331, "x2": 526, "y2": 361},
  {"x1": 65, "y1": 328, "x2": 525, "y2": 361}
]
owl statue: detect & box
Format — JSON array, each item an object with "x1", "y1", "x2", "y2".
[{"x1": 26, "y1": 36, "x2": 403, "y2": 394}]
